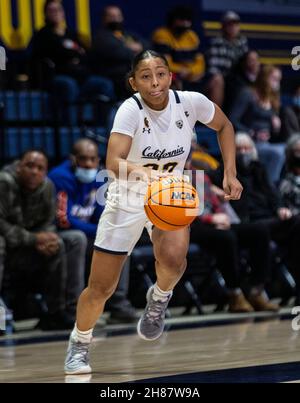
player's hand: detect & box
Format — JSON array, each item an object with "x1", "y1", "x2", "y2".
[
  {"x1": 223, "y1": 175, "x2": 243, "y2": 201},
  {"x1": 143, "y1": 168, "x2": 173, "y2": 183}
]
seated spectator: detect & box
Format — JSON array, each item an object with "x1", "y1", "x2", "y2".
[
  {"x1": 205, "y1": 11, "x2": 248, "y2": 106},
  {"x1": 152, "y1": 6, "x2": 205, "y2": 90},
  {"x1": 90, "y1": 5, "x2": 147, "y2": 100},
  {"x1": 190, "y1": 173, "x2": 278, "y2": 312},
  {"x1": 280, "y1": 134, "x2": 300, "y2": 215},
  {"x1": 224, "y1": 50, "x2": 260, "y2": 113},
  {"x1": 48, "y1": 138, "x2": 138, "y2": 323},
  {"x1": 209, "y1": 133, "x2": 300, "y2": 302},
  {"x1": 0, "y1": 150, "x2": 86, "y2": 330},
  {"x1": 30, "y1": 0, "x2": 114, "y2": 123},
  {"x1": 280, "y1": 85, "x2": 300, "y2": 140},
  {"x1": 229, "y1": 65, "x2": 285, "y2": 184}
]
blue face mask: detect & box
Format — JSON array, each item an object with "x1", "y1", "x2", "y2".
[
  {"x1": 75, "y1": 167, "x2": 98, "y2": 184},
  {"x1": 293, "y1": 96, "x2": 300, "y2": 108}
]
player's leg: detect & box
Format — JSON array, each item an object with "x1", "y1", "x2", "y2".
[
  {"x1": 137, "y1": 227, "x2": 189, "y2": 341},
  {"x1": 65, "y1": 250, "x2": 127, "y2": 374},
  {"x1": 65, "y1": 198, "x2": 147, "y2": 374},
  {"x1": 76, "y1": 250, "x2": 127, "y2": 330},
  {"x1": 152, "y1": 226, "x2": 190, "y2": 290}
]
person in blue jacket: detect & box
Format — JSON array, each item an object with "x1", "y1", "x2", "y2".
[{"x1": 49, "y1": 138, "x2": 137, "y2": 323}]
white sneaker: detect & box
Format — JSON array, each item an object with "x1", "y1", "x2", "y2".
[{"x1": 64, "y1": 337, "x2": 92, "y2": 375}]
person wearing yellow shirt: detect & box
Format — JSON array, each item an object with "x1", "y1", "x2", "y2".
[{"x1": 152, "y1": 6, "x2": 205, "y2": 90}]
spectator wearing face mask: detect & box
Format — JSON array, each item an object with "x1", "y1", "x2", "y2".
[
  {"x1": 209, "y1": 133, "x2": 300, "y2": 303},
  {"x1": 90, "y1": 5, "x2": 148, "y2": 100},
  {"x1": 280, "y1": 134, "x2": 300, "y2": 215},
  {"x1": 190, "y1": 172, "x2": 278, "y2": 313},
  {"x1": 48, "y1": 138, "x2": 138, "y2": 323},
  {"x1": 280, "y1": 85, "x2": 300, "y2": 140},
  {"x1": 152, "y1": 6, "x2": 205, "y2": 90}
]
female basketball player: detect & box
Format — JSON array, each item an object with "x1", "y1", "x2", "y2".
[{"x1": 65, "y1": 50, "x2": 243, "y2": 374}]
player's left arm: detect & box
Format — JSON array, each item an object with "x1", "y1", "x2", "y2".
[{"x1": 206, "y1": 103, "x2": 243, "y2": 201}]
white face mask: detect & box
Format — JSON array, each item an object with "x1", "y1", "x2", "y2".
[
  {"x1": 294, "y1": 176, "x2": 300, "y2": 186},
  {"x1": 75, "y1": 167, "x2": 98, "y2": 184}
]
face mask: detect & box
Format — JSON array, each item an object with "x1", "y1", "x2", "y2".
[
  {"x1": 293, "y1": 96, "x2": 300, "y2": 108},
  {"x1": 291, "y1": 154, "x2": 300, "y2": 168},
  {"x1": 237, "y1": 153, "x2": 253, "y2": 168},
  {"x1": 294, "y1": 176, "x2": 300, "y2": 186},
  {"x1": 173, "y1": 26, "x2": 189, "y2": 36},
  {"x1": 75, "y1": 167, "x2": 98, "y2": 184},
  {"x1": 106, "y1": 21, "x2": 123, "y2": 31}
]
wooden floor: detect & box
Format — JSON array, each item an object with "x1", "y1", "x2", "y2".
[{"x1": 1, "y1": 311, "x2": 300, "y2": 383}]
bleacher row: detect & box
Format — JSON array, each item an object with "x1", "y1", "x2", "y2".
[
  {"x1": 0, "y1": 90, "x2": 113, "y2": 161},
  {"x1": 0, "y1": 90, "x2": 222, "y2": 162}
]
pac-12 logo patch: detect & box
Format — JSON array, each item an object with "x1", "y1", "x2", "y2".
[
  {"x1": 176, "y1": 120, "x2": 183, "y2": 129},
  {"x1": 143, "y1": 117, "x2": 151, "y2": 134}
]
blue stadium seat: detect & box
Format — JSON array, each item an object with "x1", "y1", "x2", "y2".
[
  {"x1": 59, "y1": 126, "x2": 108, "y2": 158},
  {"x1": 3, "y1": 127, "x2": 55, "y2": 159},
  {"x1": 0, "y1": 91, "x2": 49, "y2": 122}
]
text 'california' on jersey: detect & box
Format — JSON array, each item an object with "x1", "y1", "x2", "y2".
[{"x1": 111, "y1": 89, "x2": 215, "y2": 175}]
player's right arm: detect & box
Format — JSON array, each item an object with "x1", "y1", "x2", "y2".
[{"x1": 106, "y1": 132, "x2": 167, "y2": 182}]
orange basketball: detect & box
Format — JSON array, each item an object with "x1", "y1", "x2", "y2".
[{"x1": 144, "y1": 176, "x2": 200, "y2": 231}]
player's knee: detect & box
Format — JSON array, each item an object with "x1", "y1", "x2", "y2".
[
  {"x1": 88, "y1": 280, "x2": 116, "y2": 302},
  {"x1": 158, "y1": 252, "x2": 186, "y2": 272}
]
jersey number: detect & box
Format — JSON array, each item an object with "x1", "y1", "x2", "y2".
[{"x1": 143, "y1": 162, "x2": 178, "y2": 173}]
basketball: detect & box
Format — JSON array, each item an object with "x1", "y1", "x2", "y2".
[{"x1": 144, "y1": 176, "x2": 200, "y2": 231}]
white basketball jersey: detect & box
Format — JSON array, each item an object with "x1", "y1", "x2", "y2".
[
  {"x1": 107, "y1": 90, "x2": 194, "y2": 210},
  {"x1": 127, "y1": 90, "x2": 192, "y2": 175}
]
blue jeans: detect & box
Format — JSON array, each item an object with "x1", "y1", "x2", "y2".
[{"x1": 256, "y1": 141, "x2": 286, "y2": 185}]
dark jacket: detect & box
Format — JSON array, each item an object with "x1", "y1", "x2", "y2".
[
  {"x1": 229, "y1": 86, "x2": 275, "y2": 136},
  {"x1": 280, "y1": 105, "x2": 300, "y2": 140},
  {"x1": 90, "y1": 28, "x2": 147, "y2": 78},
  {"x1": 0, "y1": 163, "x2": 56, "y2": 249},
  {"x1": 208, "y1": 160, "x2": 282, "y2": 222},
  {"x1": 31, "y1": 25, "x2": 88, "y2": 81}
]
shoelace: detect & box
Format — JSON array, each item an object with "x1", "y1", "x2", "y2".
[
  {"x1": 70, "y1": 342, "x2": 89, "y2": 363},
  {"x1": 145, "y1": 298, "x2": 168, "y2": 324}
]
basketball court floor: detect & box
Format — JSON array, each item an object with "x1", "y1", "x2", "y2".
[{"x1": 1, "y1": 307, "x2": 300, "y2": 383}]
